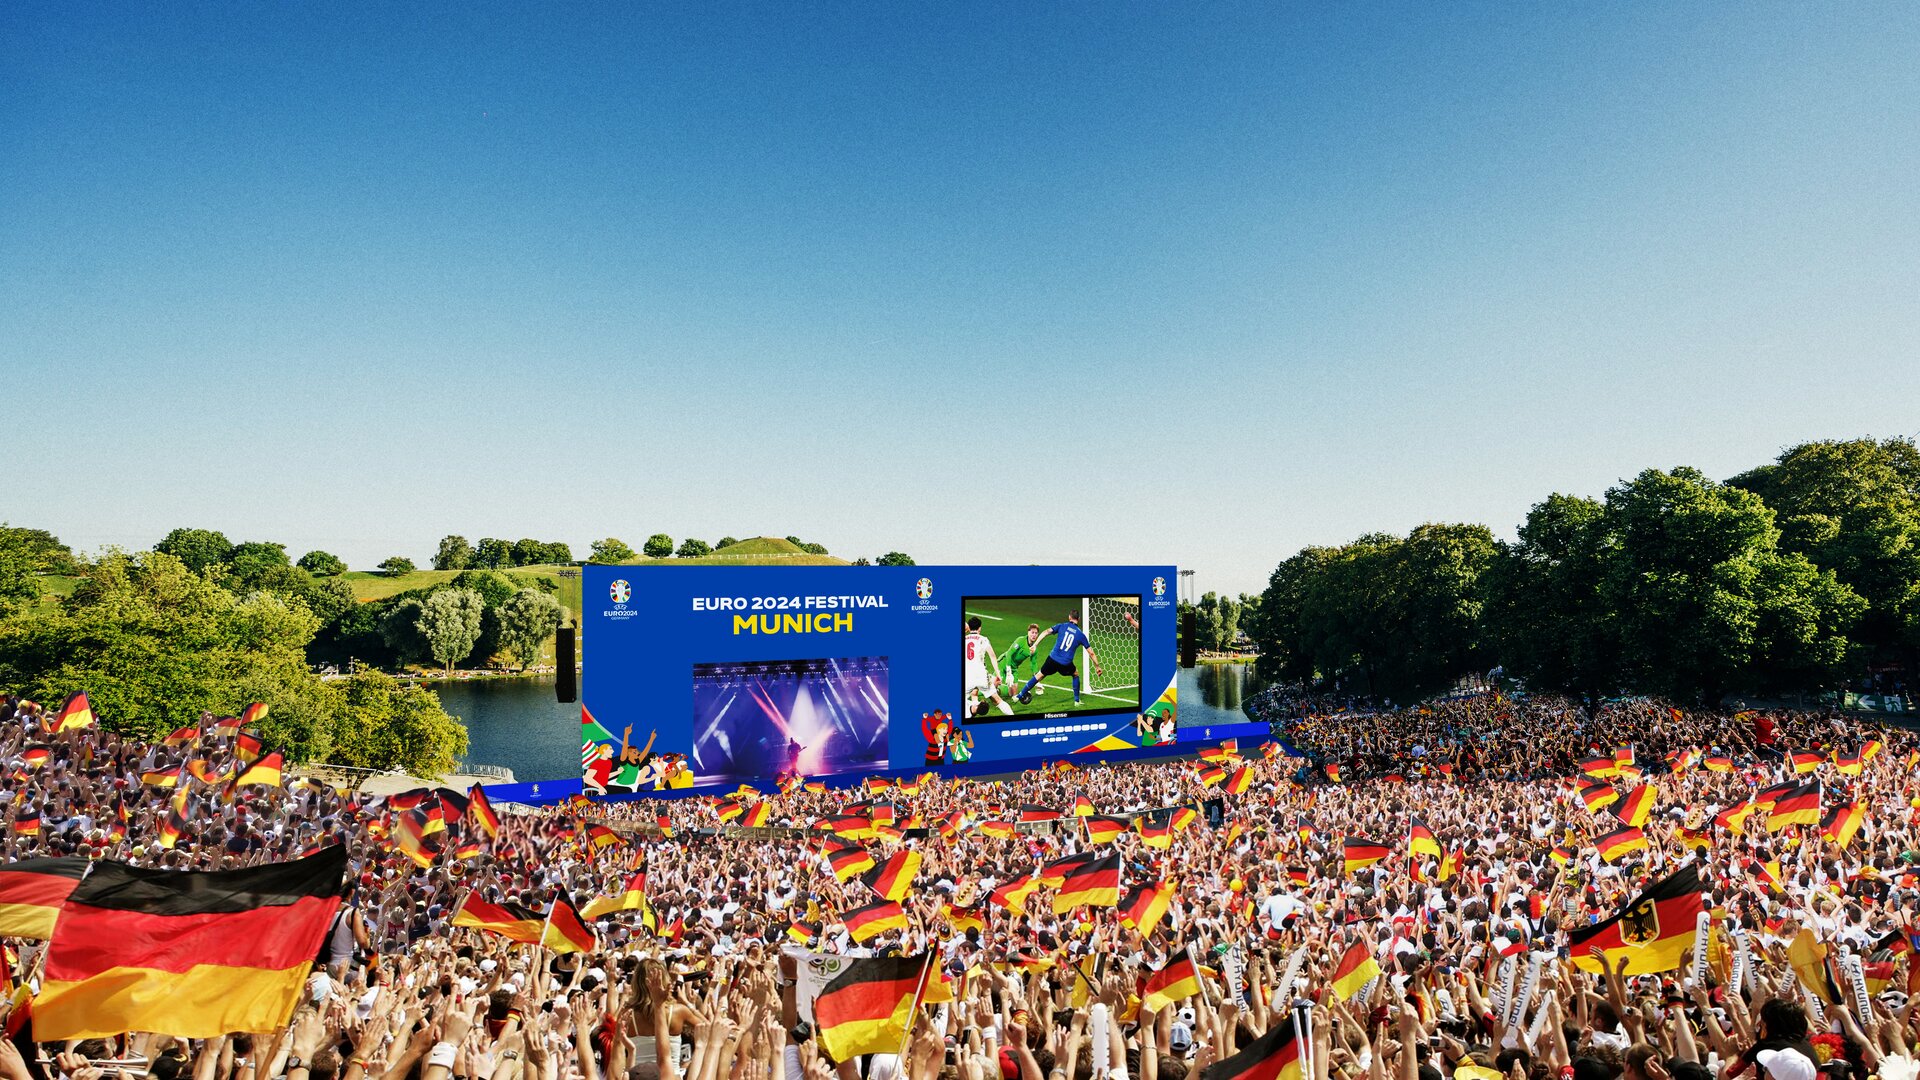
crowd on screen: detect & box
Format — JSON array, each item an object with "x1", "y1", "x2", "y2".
[{"x1": 1, "y1": 688, "x2": 1919, "y2": 1080}]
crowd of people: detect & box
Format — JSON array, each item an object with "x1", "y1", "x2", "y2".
[{"x1": 3, "y1": 688, "x2": 1920, "y2": 1080}]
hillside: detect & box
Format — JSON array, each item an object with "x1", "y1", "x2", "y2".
[{"x1": 621, "y1": 536, "x2": 850, "y2": 566}]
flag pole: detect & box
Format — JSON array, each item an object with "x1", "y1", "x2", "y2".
[{"x1": 893, "y1": 951, "x2": 936, "y2": 1062}]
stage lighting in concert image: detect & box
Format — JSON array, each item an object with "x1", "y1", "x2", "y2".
[{"x1": 690, "y1": 656, "x2": 889, "y2": 781}]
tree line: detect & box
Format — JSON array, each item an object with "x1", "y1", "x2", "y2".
[{"x1": 1245, "y1": 437, "x2": 1920, "y2": 706}]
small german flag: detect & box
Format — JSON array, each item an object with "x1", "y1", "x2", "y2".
[
  {"x1": 140, "y1": 766, "x2": 182, "y2": 788},
  {"x1": 1141, "y1": 948, "x2": 1202, "y2": 1012},
  {"x1": 468, "y1": 783, "x2": 500, "y2": 837},
  {"x1": 582, "y1": 873, "x2": 653, "y2": 922},
  {"x1": 1716, "y1": 800, "x2": 1756, "y2": 830},
  {"x1": 52, "y1": 692, "x2": 95, "y2": 733},
  {"x1": 1170, "y1": 807, "x2": 1201, "y2": 832},
  {"x1": 1790, "y1": 751, "x2": 1823, "y2": 775},
  {"x1": 1613, "y1": 786, "x2": 1655, "y2": 828},
  {"x1": 0, "y1": 857, "x2": 86, "y2": 939},
  {"x1": 787, "y1": 918, "x2": 820, "y2": 945},
  {"x1": 1196, "y1": 764, "x2": 1227, "y2": 787},
  {"x1": 1286, "y1": 866, "x2": 1310, "y2": 887},
  {"x1": 827, "y1": 844, "x2": 876, "y2": 882},
  {"x1": 156, "y1": 809, "x2": 187, "y2": 850},
  {"x1": 843, "y1": 899, "x2": 908, "y2": 944},
  {"x1": 1833, "y1": 752, "x2": 1863, "y2": 777},
  {"x1": 1614, "y1": 744, "x2": 1635, "y2": 767},
  {"x1": 1580, "y1": 757, "x2": 1619, "y2": 779},
  {"x1": 1330, "y1": 939, "x2": 1382, "y2": 1000},
  {"x1": 814, "y1": 953, "x2": 929, "y2": 1062},
  {"x1": 233, "y1": 751, "x2": 284, "y2": 788},
  {"x1": 1071, "y1": 795, "x2": 1095, "y2": 817},
  {"x1": 239, "y1": 702, "x2": 269, "y2": 726},
  {"x1": 1138, "y1": 821, "x2": 1173, "y2": 849},
  {"x1": 1704, "y1": 755, "x2": 1734, "y2": 773},
  {"x1": 980, "y1": 819, "x2": 1018, "y2": 840},
  {"x1": 1820, "y1": 801, "x2": 1865, "y2": 848},
  {"x1": 1084, "y1": 815, "x2": 1130, "y2": 844},
  {"x1": 870, "y1": 802, "x2": 896, "y2": 826},
  {"x1": 1752, "y1": 780, "x2": 1798, "y2": 810},
  {"x1": 1019, "y1": 804, "x2": 1062, "y2": 823},
  {"x1": 1224, "y1": 766, "x2": 1253, "y2": 796},
  {"x1": 1748, "y1": 859, "x2": 1783, "y2": 894},
  {"x1": 989, "y1": 873, "x2": 1040, "y2": 912},
  {"x1": 1052, "y1": 852, "x2": 1120, "y2": 913},
  {"x1": 234, "y1": 732, "x2": 263, "y2": 760},
  {"x1": 12, "y1": 812, "x2": 40, "y2": 837},
  {"x1": 19, "y1": 747, "x2": 50, "y2": 770},
  {"x1": 1767, "y1": 782, "x2": 1822, "y2": 831},
  {"x1": 163, "y1": 726, "x2": 198, "y2": 746},
  {"x1": 186, "y1": 759, "x2": 227, "y2": 784},
  {"x1": 1200, "y1": 1009, "x2": 1302, "y2": 1080},
  {"x1": 542, "y1": 894, "x2": 598, "y2": 954},
  {"x1": 208, "y1": 715, "x2": 244, "y2": 734},
  {"x1": 33, "y1": 844, "x2": 346, "y2": 1040},
  {"x1": 587, "y1": 825, "x2": 624, "y2": 850},
  {"x1": 1119, "y1": 880, "x2": 1172, "y2": 936},
  {"x1": 1324, "y1": 763, "x2": 1342, "y2": 782},
  {"x1": 943, "y1": 899, "x2": 986, "y2": 934},
  {"x1": 1595, "y1": 826, "x2": 1647, "y2": 862},
  {"x1": 452, "y1": 840, "x2": 483, "y2": 861},
  {"x1": 1408, "y1": 820, "x2": 1441, "y2": 859},
  {"x1": 1862, "y1": 739, "x2": 1885, "y2": 761},
  {"x1": 715, "y1": 798, "x2": 745, "y2": 822},
  {"x1": 1567, "y1": 864, "x2": 1704, "y2": 975},
  {"x1": 936, "y1": 811, "x2": 966, "y2": 838},
  {"x1": 1579, "y1": 782, "x2": 1619, "y2": 811},
  {"x1": 1549, "y1": 844, "x2": 1574, "y2": 866},
  {"x1": 864, "y1": 849, "x2": 922, "y2": 902},
  {"x1": 1342, "y1": 837, "x2": 1390, "y2": 875}
]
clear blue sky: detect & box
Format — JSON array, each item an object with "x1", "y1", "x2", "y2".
[{"x1": 4, "y1": 2, "x2": 1916, "y2": 595}]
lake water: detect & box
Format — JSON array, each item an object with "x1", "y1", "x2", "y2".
[{"x1": 433, "y1": 662, "x2": 1268, "y2": 783}]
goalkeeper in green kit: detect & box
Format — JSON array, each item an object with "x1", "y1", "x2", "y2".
[{"x1": 1002, "y1": 623, "x2": 1045, "y2": 697}]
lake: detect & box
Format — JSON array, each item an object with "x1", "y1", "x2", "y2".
[{"x1": 432, "y1": 662, "x2": 1268, "y2": 783}]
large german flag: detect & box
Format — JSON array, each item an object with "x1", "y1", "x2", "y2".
[
  {"x1": 1579, "y1": 781, "x2": 1619, "y2": 811},
  {"x1": 844, "y1": 899, "x2": 908, "y2": 943},
  {"x1": 33, "y1": 844, "x2": 346, "y2": 1040},
  {"x1": 233, "y1": 752, "x2": 284, "y2": 789},
  {"x1": 1595, "y1": 826, "x2": 1648, "y2": 862},
  {"x1": 827, "y1": 843, "x2": 876, "y2": 882},
  {"x1": 1224, "y1": 766, "x2": 1253, "y2": 796},
  {"x1": 52, "y1": 692, "x2": 95, "y2": 733},
  {"x1": 1613, "y1": 786, "x2": 1655, "y2": 828},
  {"x1": 1038, "y1": 850, "x2": 1099, "y2": 889},
  {"x1": 452, "y1": 893, "x2": 545, "y2": 944},
  {"x1": 1820, "y1": 801, "x2": 1865, "y2": 848},
  {"x1": 1767, "y1": 783, "x2": 1822, "y2": 831},
  {"x1": 1567, "y1": 864, "x2": 1704, "y2": 976},
  {"x1": 1201, "y1": 1012, "x2": 1303, "y2": 1080},
  {"x1": 1138, "y1": 822, "x2": 1172, "y2": 849},
  {"x1": 814, "y1": 953, "x2": 929, "y2": 1063},
  {"x1": 1141, "y1": 948, "x2": 1202, "y2": 1012},
  {"x1": 0, "y1": 857, "x2": 87, "y2": 939},
  {"x1": 1052, "y1": 853, "x2": 1120, "y2": 914},
  {"x1": 1084, "y1": 816, "x2": 1130, "y2": 844},
  {"x1": 1118, "y1": 880, "x2": 1172, "y2": 937},
  {"x1": 1408, "y1": 820, "x2": 1441, "y2": 859},
  {"x1": 542, "y1": 894, "x2": 598, "y2": 954},
  {"x1": 1342, "y1": 837, "x2": 1390, "y2": 875},
  {"x1": 864, "y1": 849, "x2": 922, "y2": 902}
]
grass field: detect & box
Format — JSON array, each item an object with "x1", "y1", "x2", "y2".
[{"x1": 960, "y1": 594, "x2": 1141, "y2": 719}]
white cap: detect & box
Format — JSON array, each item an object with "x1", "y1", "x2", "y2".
[
  {"x1": 479, "y1": 958, "x2": 498, "y2": 972},
  {"x1": 1758, "y1": 1048, "x2": 1817, "y2": 1080}
]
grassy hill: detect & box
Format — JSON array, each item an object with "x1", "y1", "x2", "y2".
[{"x1": 620, "y1": 536, "x2": 850, "y2": 567}]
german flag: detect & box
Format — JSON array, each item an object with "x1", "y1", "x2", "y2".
[
  {"x1": 1748, "y1": 859, "x2": 1783, "y2": 894},
  {"x1": 1438, "y1": 849, "x2": 1463, "y2": 881},
  {"x1": 1833, "y1": 752, "x2": 1863, "y2": 777},
  {"x1": 156, "y1": 809, "x2": 187, "y2": 850},
  {"x1": 1084, "y1": 816, "x2": 1130, "y2": 844},
  {"x1": 33, "y1": 844, "x2": 346, "y2": 1040},
  {"x1": 870, "y1": 802, "x2": 896, "y2": 826},
  {"x1": 454, "y1": 893, "x2": 546, "y2": 943},
  {"x1": 787, "y1": 917, "x2": 820, "y2": 945},
  {"x1": 186, "y1": 759, "x2": 227, "y2": 784},
  {"x1": 1704, "y1": 755, "x2": 1734, "y2": 773},
  {"x1": 1286, "y1": 866, "x2": 1310, "y2": 887},
  {"x1": 451, "y1": 840, "x2": 483, "y2": 861},
  {"x1": 1200, "y1": 1010, "x2": 1302, "y2": 1080},
  {"x1": 943, "y1": 899, "x2": 986, "y2": 934},
  {"x1": 0, "y1": 858, "x2": 86, "y2": 939},
  {"x1": 1567, "y1": 864, "x2": 1704, "y2": 976},
  {"x1": 1766, "y1": 782, "x2": 1822, "y2": 831},
  {"x1": 1549, "y1": 844, "x2": 1573, "y2": 866},
  {"x1": 936, "y1": 811, "x2": 966, "y2": 838},
  {"x1": 208, "y1": 715, "x2": 244, "y2": 734},
  {"x1": 1197, "y1": 764, "x2": 1227, "y2": 787},
  {"x1": 233, "y1": 751, "x2": 284, "y2": 788},
  {"x1": 163, "y1": 726, "x2": 198, "y2": 747},
  {"x1": 1820, "y1": 801, "x2": 1865, "y2": 848},
  {"x1": 1408, "y1": 820, "x2": 1441, "y2": 859},
  {"x1": 1342, "y1": 837, "x2": 1390, "y2": 875},
  {"x1": 587, "y1": 825, "x2": 623, "y2": 850},
  {"x1": 52, "y1": 692, "x2": 95, "y2": 733},
  {"x1": 1072, "y1": 795, "x2": 1095, "y2": 817},
  {"x1": 542, "y1": 894, "x2": 597, "y2": 954},
  {"x1": 239, "y1": 702, "x2": 269, "y2": 726},
  {"x1": 1579, "y1": 781, "x2": 1619, "y2": 811},
  {"x1": 989, "y1": 873, "x2": 1040, "y2": 912},
  {"x1": 1862, "y1": 739, "x2": 1885, "y2": 761},
  {"x1": 140, "y1": 766, "x2": 182, "y2": 788},
  {"x1": 1580, "y1": 757, "x2": 1619, "y2": 779},
  {"x1": 434, "y1": 787, "x2": 469, "y2": 821},
  {"x1": 980, "y1": 819, "x2": 1018, "y2": 840},
  {"x1": 1141, "y1": 948, "x2": 1202, "y2": 1012},
  {"x1": 1224, "y1": 766, "x2": 1253, "y2": 796},
  {"x1": 1752, "y1": 779, "x2": 1799, "y2": 810},
  {"x1": 715, "y1": 798, "x2": 745, "y2": 823},
  {"x1": 1138, "y1": 821, "x2": 1172, "y2": 849},
  {"x1": 19, "y1": 746, "x2": 50, "y2": 770},
  {"x1": 234, "y1": 732, "x2": 263, "y2": 760},
  {"x1": 827, "y1": 844, "x2": 876, "y2": 882},
  {"x1": 468, "y1": 783, "x2": 500, "y2": 837},
  {"x1": 1595, "y1": 826, "x2": 1647, "y2": 862},
  {"x1": 582, "y1": 873, "x2": 654, "y2": 922},
  {"x1": 1716, "y1": 800, "x2": 1756, "y2": 831},
  {"x1": 1016, "y1": 804, "x2": 1059, "y2": 823},
  {"x1": 1118, "y1": 880, "x2": 1172, "y2": 936},
  {"x1": 1614, "y1": 744, "x2": 1635, "y2": 768},
  {"x1": 804, "y1": 781, "x2": 828, "y2": 794},
  {"x1": 1791, "y1": 751, "x2": 1823, "y2": 775},
  {"x1": 843, "y1": 899, "x2": 908, "y2": 944},
  {"x1": 1330, "y1": 940, "x2": 1382, "y2": 1001},
  {"x1": 814, "y1": 953, "x2": 929, "y2": 1063},
  {"x1": 1613, "y1": 786, "x2": 1655, "y2": 828},
  {"x1": 1038, "y1": 850, "x2": 1098, "y2": 889},
  {"x1": 864, "y1": 850, "x2": 923, "y2": 902},
  {"x1": 1052, "y1": 853, "x2": 1120, "y2": 913},
  {"x1": 1324, "y1": 763, "x2": 1341, "y2": 783},
  {"x1": 1199, "y1": 743, "x2": 1236, "y2": 762},
  {"x1": 13, "y1": 812, "x2": 40, "y2": 837},
  {"x1": 1170, "y1": 807, "x2": 1200, "y2": 832}
]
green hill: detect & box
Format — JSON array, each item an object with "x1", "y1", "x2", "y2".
[{"x1": 618, "y1": 537, "x2": 850, "y2": 566}]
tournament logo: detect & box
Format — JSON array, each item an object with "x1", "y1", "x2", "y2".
[
  {"x1": 1152, "y1": 576, "x2": 1167, "y2": 597},
  {"x1": 609, "y1": 579, "x2": 632, "y2": 604},
  {"x1": 915, "y1": 578, "x2": 933, "y2": 600}
]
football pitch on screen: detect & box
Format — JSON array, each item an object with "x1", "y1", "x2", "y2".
[{"x1": 961, "y1": 595, "x2": 1141, "y2": 718}]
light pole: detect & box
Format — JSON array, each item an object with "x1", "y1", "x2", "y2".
[{"x1": 1178, "y1": 569, "x2": 1196, "y2": 607}]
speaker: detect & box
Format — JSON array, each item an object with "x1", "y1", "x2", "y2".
[
  {"x1": 1180, "y1": 608, "x2": 1198, "y2": 668},
  {"x1": 555, "y1": 624, "x2": 577, "y2": 703}
]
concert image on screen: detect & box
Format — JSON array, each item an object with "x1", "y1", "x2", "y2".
[
  {"x1": 959, "y1": 595, "x2": 1142, "y2": 723},
  {"x1": 690, "y1": 656, "x2": 889, "y2": 782}
]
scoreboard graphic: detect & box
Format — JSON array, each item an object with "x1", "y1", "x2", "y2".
[{"x1": 581, "y1": 565, "x2": 1178, "y2": 792}]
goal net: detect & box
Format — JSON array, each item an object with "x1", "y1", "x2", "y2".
[{"x1": 1082, "y1": 596, "x2": 1141, "y2": 695}]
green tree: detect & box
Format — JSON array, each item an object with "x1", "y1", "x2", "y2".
[
  {"x1": 510, "y1": 539, "x2": 544, "y2": 566},
  {"x1": 643, "y1": 534, "x2": 674, "y2": 558},
  {"x1": 327, "y1": 669, "x2": 467, "y2": 777},
  {"x1": 297, "y1": 550, "x2": 346, "y2": 576},
  {"x1": 876, "y1": 552, "x2": 917, "y2": 566},
  {"x1": 676, "y1": 538, "x2": 712, "y2": 558},
  {"x1": 433, "y1": 535, "x2": 473, "y2": 571},
  {"x1": 799, "y1": 542, "x2": 829, "y2": 555},
  {"x1": 541, "y1": 541, "x2": 574, "y2": 564},
  {"x1": 224, "y1": 541, "x2": 308, "y2": 595},
  {"x1": 379, "y1": 598, "x2": 430, "y2": 667},
  {"x1": 497, "y1": 588, "x2": 565, "y2": 671},
  {"x1": 471, "y1": 538, "x2": 512, "y2": 570},
  {"x1": 154, "y1": 527, "x2": 234, "y2": 573},
  {"x1": 589, "y1": 538, "x2": 635, "y2": 564},
  {"x1": 0, "y1": 526, "x2": 75, "y2": 576},
  {"x1": 717, "y1": 537, "x2": 740, "y2": 549},
  {"x1": 417, "y1": 587, "x2": 485, "y2": 676},
  {"x1": 299, "y1": 577, "x2": 359, "y2": 628},
  {"x1": 0, "y1": 527, "x2": 50, "y2": 613},
  {"x1": 378, "y1": 555, "x2": 416, "y2": 577},
  {"x1": 1248, "y1": 546, "x2": 1338, "y2": 682},
  {"x1": 1480, "y1": 494, "x2": 1618, "y2": 703},
  {"x1": 852, "y1": 557, "x2": 873, "y2": 566}
]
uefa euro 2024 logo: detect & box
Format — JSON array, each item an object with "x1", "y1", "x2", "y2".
[
  {"x1": 1152, "y1": 576, "x2": 1167, "y2": 597},
  {"x1": 915, "y1": 577, "x2": 933, "y2": 600},
  {"x1": 609, "y1": 579, "x2": 631, "y2": 605}
]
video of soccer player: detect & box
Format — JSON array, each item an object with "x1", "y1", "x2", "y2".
[
  {"x1": 959, "y1": 595, "x2": 1142, "y2": 723},
  {"x1": 690, "y1": 656, "x2": 889, "y2": 782}
]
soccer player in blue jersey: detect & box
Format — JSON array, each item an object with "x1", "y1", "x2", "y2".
[{"x1": 1016, "y1": 609, "x2": 1104, "y2": 706}]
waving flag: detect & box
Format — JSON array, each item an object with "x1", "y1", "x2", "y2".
[
  {"x1": 0, "y1": 857, "x2": 87, "y2": 940},
  {"x1": 843, "y1": 899, "x2": 908, "y2": 944},
  {"x1": 542, "y1": 894, "x2": 598, "y2": 954},
  {"x1": 1084, "y1": 816, "x2": 1129, "y2": 844},
  {"x1": 1342, "y1": 837, "x2": 1390, "y2": 874},
  {"x1": 1567, "y1": 865, "x2": 1704, "y2": 975},
  {"x1": 1330, "y1": 940, "x2": 1382, "y2": 1001},
  {"x1": 1052, "y1": 853, "x2": 1120, "y2": 913},
  {"x1": 1200, "y1": 1010, "x2": 1302, "y2": 1080},
  {"x1": 1141, "y1": 948, "x2": 1202, "y2": 1012},
  {"x1": 814, "y1": 953, "x2": 929, "y2": 1063},
  {"x1": 52, "y1": 693, "x2": 95, "y2": 733}
]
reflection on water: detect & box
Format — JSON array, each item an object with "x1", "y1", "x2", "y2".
[{"x1": 1175, "y1": 662, "x2": 1266, "y2": 732}]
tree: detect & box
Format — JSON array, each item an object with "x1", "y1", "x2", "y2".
[
  {"x1": 1480, "y1": 494, "x2": 1618, "y2": 703},
  {"x1": 433, "y1": 535, "x2": 473, "y2": 571},
  {"x1": 589, "y1": 538, "x2": 635, "y2": 564},
  {"x1": 799, "y1": 542, "x2": 829, "y2": 555},
  {"x1": 299, "y1": 577, "x2": 358, "y2": 628},
  {"x1": 643, "y1": 534, "x2": 674, "y2": 558},
  {"x1": 497, "y1": 588, "x2": 565, "y2": 671},
  {"x1": 511, "y1": 539, "x2": 546, "y2": 567},
  {"x1": 541, "y1": 541, "x2": 574, "y2": 564},
  {"x1": 852, "y1": 557, "x2": 872, "y2": 566},
  {"x1": 224, "y1": 541, "x2": 308, "y2": 596},
  {"x1": 327, "y1": 669, "x2": 468, "y2": 777},
  {"x1": 297, "y1": 550, "x2": 346, "y2": 576},
  {"x1": 0, "y1": 526, "x2": 54, "y2": 613},
  {"x1": 471, "y1": 538, "x2": 512, "y2": 570},
  {"x1": 417, "y1": 587, "x2": 485, "y2": 676},
  {"x1": 0, "y1": 527, "x2": 75, "y2": 576},
  {"x1": 676, "y1": 538, "x2": 712, "y2": 558},
  {"x1": 379, "y1": 598, "x2": 430, "y2": 667},
  {"x1": 154, "y1": 527, "x2": 233, "y2": 573},
  {"x1": 876, "y1": 552, "x2": 916, "y2": 566},
  {"x1": 717, "y1": 537, "x2": 740, "y2": 549},
  {"x1": 378, "y1": 556, "x2": 416, "y2": 577}
]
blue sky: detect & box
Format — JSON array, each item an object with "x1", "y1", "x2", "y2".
[{"x1": 3, "y1": 2, "x2": 1916, "y2": 594}]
